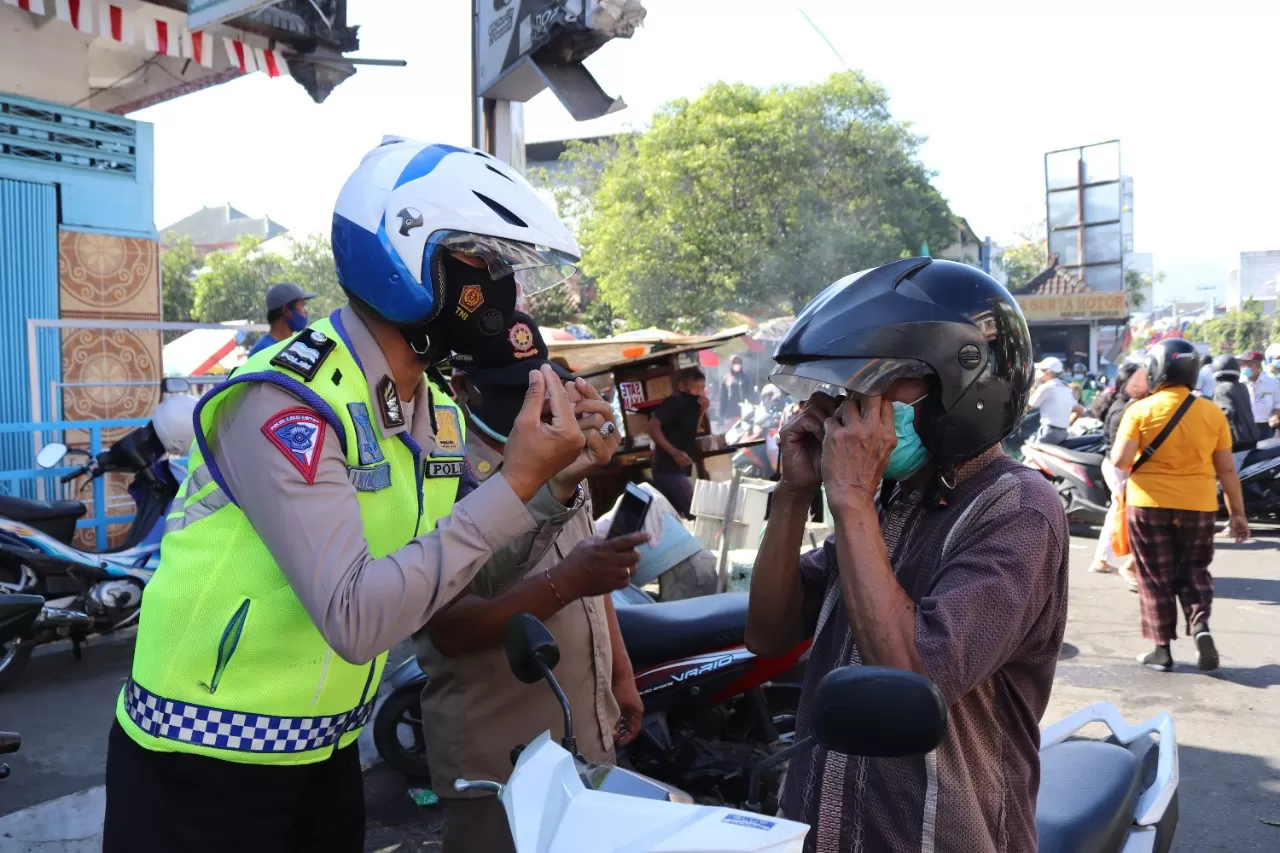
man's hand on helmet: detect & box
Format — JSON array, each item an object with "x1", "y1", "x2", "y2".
[
  {"x1": 777, "y1": 392, "x2": 837, "y2": 495},
  {"x1": 822, "y1": 396, "x2": 896, "y2": 513},
  {"x1": 502, "y1": 365, "x2": 588, "y2": 503}
]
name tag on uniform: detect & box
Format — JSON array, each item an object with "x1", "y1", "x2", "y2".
[
  {"x1": 349, "y1": 463, "x2": 392, "y2": 492},
  {"x1": 425, "y1": 459, "x2": 465, "y2": 479}
]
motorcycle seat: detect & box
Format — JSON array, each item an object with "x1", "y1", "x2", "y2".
[
  {"x1": 615, "y1": 592, "x2": 749, "y2": 671},
  {"x1": 1242, "y1": 443, "x2": 1280, "y2": 467},
  {"x1": 1036, "y1": 740, "x2": 1142, "y2": 853},
  {"x1": 0, "y1": 495, "x2": 86, "y2": 544},
  {"x1": 1031, "y1": 443, "x2": 1105, "y2": 466}
]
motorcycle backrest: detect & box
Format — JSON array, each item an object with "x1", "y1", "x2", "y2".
[
  {"x1": 0, "y1": 594, "x2": 45, "y2": 644},
  {"x1": 504, "y1": 612, "x2": 561, "y2": 685},
  {"x1": 811, "y1": 666, "x2": 948, "y2": 758},
  {"x1": 35, "y1": 443, "x2": 68, "y2": 469}
]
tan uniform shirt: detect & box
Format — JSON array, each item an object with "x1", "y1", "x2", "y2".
[
  {"x1": 415, "y1": 432, "x2": 620, "y2": 795},
  {"x1": 212, "y1": 305, "x2": 579, "y2": 664}
]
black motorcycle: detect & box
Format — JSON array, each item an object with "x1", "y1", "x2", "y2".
[
  {"x1": 374, "y1": 587, "x2": 805, "y2": 807},
  {"x1": 0, "y1": 594, "x2": 43, "y2": 780}
]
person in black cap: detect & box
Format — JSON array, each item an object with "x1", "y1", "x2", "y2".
[
  {"x1": 419, "y1": 312, "x2": 646, "y2": 853},
  {"x1": 247, "y1": 281, "x2": 318, "y2": 356}
]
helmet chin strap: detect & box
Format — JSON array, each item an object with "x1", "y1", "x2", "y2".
[{"x1": 400, "y1": 326, "x2": 434, "y2": 362}]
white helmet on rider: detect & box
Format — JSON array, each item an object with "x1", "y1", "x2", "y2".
[
  {"x1": 152, "y1": 394, "x2": 197, "y2": 457},
  {"x1": 331, "y1": 137, "x2": 580, "y2": 358}
]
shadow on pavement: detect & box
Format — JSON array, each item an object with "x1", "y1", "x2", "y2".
[
  {"x1": 1212, "y1": 576, "x2": 1280, "y2": 605},
  {"x1": 1173, "y1": 743, "x2": 1280, "y2": 851},
  {"x1": 1201, "y1": 664, "x2": 1280, "y2": 690},
  {"x1": 363, "y1": 762, "x2": 443, "y2": 852}
]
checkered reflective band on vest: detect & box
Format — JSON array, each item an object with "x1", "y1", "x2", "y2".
[{"x1": 124, "y1": 680, "x2": 375, "y2": 754}]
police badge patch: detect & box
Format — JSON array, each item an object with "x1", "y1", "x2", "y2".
[
  {"x1": 262, "y1": 408, "x2": 326, "y2": 483},
  {"x1": 432, "y1": 407, "x2": 463, "y2": 454},
  {"x1": 270, "y1": 328, "x2": 335, "y2": 381}
]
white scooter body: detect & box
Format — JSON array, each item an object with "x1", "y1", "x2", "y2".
[
  {"x1": 484, "y1": 732, "x2": 809, "y2": 853},
  {"x1": 1039, "y1": 702, "x2": 1178, "y2": 853}
]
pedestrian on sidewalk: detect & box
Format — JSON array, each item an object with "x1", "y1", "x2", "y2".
[
  {"x1": 1089, "y1": 362, "x2": 1148, "y2": 575},
  {"x1": 1110, "y1": 338, "x2": 1251, "y2": 673}
]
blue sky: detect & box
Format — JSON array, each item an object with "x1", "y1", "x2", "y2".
[{"x1": 137, "y1": 0, "x2": 1280, "y2": 305}]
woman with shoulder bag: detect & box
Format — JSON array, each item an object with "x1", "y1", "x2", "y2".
[{"x1": 1110, "y1": 339, "x2": 1250, "y2": 673}]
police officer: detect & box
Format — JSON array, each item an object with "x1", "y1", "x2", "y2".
[{"x1": 103, "y1": 139, "x2": 593, "y2": 852}]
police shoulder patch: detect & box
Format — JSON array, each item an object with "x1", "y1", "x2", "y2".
[
  {"x1": 270, "y1": 328, "x2": 336, "y2": 382},
  {"x1": 262, "y1": 408, "x2": 326, "y2": 483}
]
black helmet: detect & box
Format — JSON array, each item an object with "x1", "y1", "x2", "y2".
[
  {"x1": 771, "y1": 257, "x2": 1034, "y2": 462},
  {"x1": 1146, "y1": 338, "x2": 1200, "y2": 391},
  {"x1": 1211, "y1": 354, "x2": 1240, "y2": 381}
]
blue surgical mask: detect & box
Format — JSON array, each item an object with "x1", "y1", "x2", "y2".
[
  {"x1": 884, "y1": 399, "x2": 931, "y2": 480},
  {"x1": 285, "y1": 308, "x2": 309, "y2": 333},
  {"x1": 1242, "y1": 366, "x2": 1255, "y2": 380}
]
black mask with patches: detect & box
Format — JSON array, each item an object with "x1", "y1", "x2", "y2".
[{"x1": 411, "y1": 253, "x2": 517, "y2": 362}]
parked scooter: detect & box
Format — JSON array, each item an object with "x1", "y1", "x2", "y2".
[
  {"x1": 1021, "y1": 436, "x2": 1110, "y2": 525},
  {"x1": 452, "y1": 612, "x2": 947, "y2": 853},
  {"x1": 0, "y1": 593, "x2": 43, "y2": 779},
  {"x1": 0, "y1": 381, "x2": 194, "y2": 690},
  {"x1": 374, "y1": 590, "x2": 807, "y2": 809},
  {"x1": 1228, "y1": 437, "x2": 1280, "y2": 521}
]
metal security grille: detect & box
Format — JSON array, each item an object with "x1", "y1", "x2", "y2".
[{"x1": 0, "y1": 93, "x2": 137, "y2": 176}]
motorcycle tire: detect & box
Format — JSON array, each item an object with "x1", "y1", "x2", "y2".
[
  {"x1": 0, "y1": 642, "x2": 32, "y2": 693},
  {"x1": 372, "y1": 683, "x2": 432, "y2": 781}
]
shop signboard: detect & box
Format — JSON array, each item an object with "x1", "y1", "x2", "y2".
[{"x1": 1016, "y1": 292, "x2": 1128, "y2": 323}]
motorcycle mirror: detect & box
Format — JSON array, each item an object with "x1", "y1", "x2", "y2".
[
  {"x1": 810, "y1": 666, "x2": 948, "y2": 758},
  {"x1": 0, "y1": 594, "x2": 45, "y2": 645},
  {"x1": 504, "y1": 612, "x2": 561, "y2": 685},
  {"x1": 161, "y1": 377, "x2": 191, "y2": 395},
  {"x1": 35, "y1": 443, "x2": 68, "y2": 469}
]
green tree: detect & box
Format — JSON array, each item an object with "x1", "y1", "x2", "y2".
[
  {"x1": 160, "y1": 233, "x2": 200, "y2": 329},
  {"x1": 1123, "y1": 269, "x2": 1164, "y2": 311},
  {"x1": 282, "y1": 232, "x2": 345, "y2": 318},
  {"x1": 1000, "y1": 236, "x2": 1047, "y2": 292},
  {"x1": 546, "y1": 73, "x2": 954, "y2": 330},
  {"x1": 191, "y1": 235, "x2": 289, "y2": 323},
  {"x1": 526, "y1": 283, "x2": 577, "y2": 328},
  {"x1": 1184, "y1": 299, "x2": 1270, "y2": 353}
]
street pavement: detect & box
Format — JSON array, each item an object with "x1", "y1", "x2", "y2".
[{"x1": 2, "y1": 529, "x2": 1278, "y2": 852}]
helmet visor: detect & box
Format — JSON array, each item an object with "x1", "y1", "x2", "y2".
[
  {"x1": 428, "y1": 230, "x2": 578, "y2": 298},
  {"x1": 770, "y1": 358, "x2": 934, "y2": 401}
]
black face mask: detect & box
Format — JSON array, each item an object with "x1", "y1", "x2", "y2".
[{"x1": 399, "y1": 254, "x2": 518, "y2": 363}]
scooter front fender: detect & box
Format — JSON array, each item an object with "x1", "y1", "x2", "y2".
[{"x1": 384, "y1": 656, "x2": 428, "y2": 692}]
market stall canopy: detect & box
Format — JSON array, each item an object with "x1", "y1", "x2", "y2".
[
  {"x1": 162, "y1": 327, "x2": 249, "y2": 376},
  {"x1": 548, "y1": 326, "x2": 750, "y2": 376}
]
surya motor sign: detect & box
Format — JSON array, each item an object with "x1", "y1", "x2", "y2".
[
  {"x1": 1016, "y1": 292, "x2": 1128, "y2": 323},
  {"x1": 188, "y1": 0, "x2": 281, "y2": 30}
]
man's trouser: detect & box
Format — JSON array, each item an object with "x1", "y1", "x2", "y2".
[
  {"x1": 652, "y1": 470, "x2": 694, "y2": 519},
  {"x1": 103, "y1": 721, "x2": 364, "y2": 853},
  {"x1": 442, "y1": 795, "x2": 515, "y2": 853},
  {"x1": 1035, "y1": 424, "x2": 1069, "y2": 445}
]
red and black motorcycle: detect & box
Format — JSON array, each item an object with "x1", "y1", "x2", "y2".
[{"x1": 373, "y1": 589, "x2": 808, "y2": 807}]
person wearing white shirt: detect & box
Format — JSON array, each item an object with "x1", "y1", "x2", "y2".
[
  {"x1": 1196, "y1": 359, "x2": 1216, "y2": 398},
  {"x1": 1241, "y1": 351, "x2": 1280, "y2": 438},
  {"x1": 1027, "y1": 356, "x2": 1080, "y2": 445}
]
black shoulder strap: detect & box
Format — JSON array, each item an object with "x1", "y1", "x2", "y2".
[{"x1": 1131, "y1": 393, "x2": 1197, "y2": 473}]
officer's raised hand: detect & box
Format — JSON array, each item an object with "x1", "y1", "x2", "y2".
[{"x1": 502, "y1": 364, "x2": 588, "y2": 503}]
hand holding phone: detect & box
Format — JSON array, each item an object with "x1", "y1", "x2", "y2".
[{"x1": 607, "y1": 482, "x2": 653, "y2": 539}]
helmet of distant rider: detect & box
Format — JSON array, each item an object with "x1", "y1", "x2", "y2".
[
  {"x1": 152, "y1": 394, "x2": 197, "y2": 457},
  {"x1": 331, "y1": 137, "x2": 580, "y2": 354},
  {"x1": 1211, "y1": 354, "x2": 1241, "y2": 381},
  {"x1": 770, "y1": 257, "x2": 1035, "y2": 463},
  {"x1": 1146, "y1": 338, "x2": 1200, "y2": 392}
]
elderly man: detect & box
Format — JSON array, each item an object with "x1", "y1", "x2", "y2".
[
  {"x1": 1027, "y1": 356, "x2": 1080, "y2": 445},
  {"x1": 747, "y1": 258, "x2": 1069, "y2": 853},
  {"x1": 1241, "y1": 350, "x2": 1280, "y2": 439},
  {"x1": 418, "y1": 313, "x2": 647, "y2": 853}
]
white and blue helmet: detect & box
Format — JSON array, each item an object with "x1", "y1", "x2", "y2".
[{"x1": 332, "y1": 137, "x2": 580, "y2": 328}]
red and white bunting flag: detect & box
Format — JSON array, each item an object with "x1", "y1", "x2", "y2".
[
  {"x1": 223, "y1": 37, "x2": 257, "y2": 74},
  {"x1": 144, "y1": 19, "x2": 180, "y2": 57},
  {"x1": 254, "y1": 47, "x2": 288, "y2": 79},
  {"x1": 98, "y1": 4, "x2": 132, "y2": 44},
  {"x1": 3, "y1": 1, "x2": 49, "y2": 15},
  {"x1": 54, "y1": 0, "x2": 94, "y2": 33},
  {"x1": 181, "y1": 30, "x2": 214, "y2": 68}
]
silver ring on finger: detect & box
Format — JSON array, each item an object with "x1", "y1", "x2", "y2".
[{"x1": 599, "y1": 421, "x2": 617, "y2": 439}]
